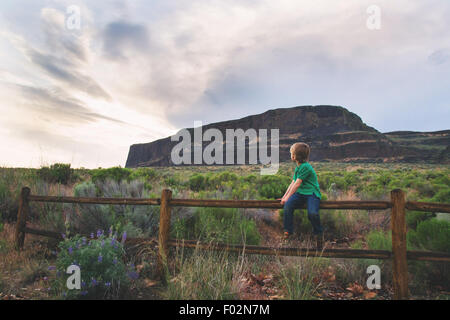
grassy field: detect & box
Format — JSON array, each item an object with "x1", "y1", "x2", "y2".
[{"x1": 0, "y1": 161, "x2": 449, "y2": 300}]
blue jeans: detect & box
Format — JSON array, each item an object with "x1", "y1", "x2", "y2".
[{"x1": 283, "y1": 192, "x2": 323, "y2": 235}]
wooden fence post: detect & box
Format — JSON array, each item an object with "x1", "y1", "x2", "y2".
[
  {"x1": 15, "y1": 187, "x2": 31, "y2": 250},
  {"x1": 157, "y1": 189, "x2": 172, "y2": 282},
  {"x1": 391, "y1": 189, "x2": 409, "y2": 300}
]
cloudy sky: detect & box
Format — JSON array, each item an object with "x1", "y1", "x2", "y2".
[{"x1": 0, "y1": 0, "x2": 449, "y2": 168}]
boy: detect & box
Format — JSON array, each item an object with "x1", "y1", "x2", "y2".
[{"x1": 279, "y1": 142, "x2": 324, "y2": 248}]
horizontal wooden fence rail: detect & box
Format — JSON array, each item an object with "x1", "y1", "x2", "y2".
[
  {"x1": 169, "y1": 199, "x2": 392, "y2": 210},
  {"x1": 28, "y1": 194, "x2": 161, "y2": 206},
  {"x1": 405, "y1": 201, "x2": 450, "y2": 213},
  {"x1": 14, "y1": 187, "x2": 450, "y2": 300}
]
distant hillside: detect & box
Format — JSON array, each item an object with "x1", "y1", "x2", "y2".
[
  {"x1": 125, "y1": 105, "x2": 449, "y2": 167},
  {"x1": 383, "y1": 130, "x2": 450, "y2": 163}
]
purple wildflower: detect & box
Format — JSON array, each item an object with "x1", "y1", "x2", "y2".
[
  {"x1": 61, "y1": 233, "x2": 66, "y2": 239},
  {"x1": 43, "y1": 276, "x2": 48, "y2": 281},
  {"x1": 127, "y1": 271, "x2": 139, "y2": 280},
  {"x1": 121, "y1": 231, "x2": 127, "y2": 244},
  {"x1": 98, "y1": 254, "x2": 103, "y2": 263},
  {"x1": 113, "y1": 258, "x2": 118, "y2": 265},
  {"x1": 97, "y1": 229, "x2": 103, "y2": 237},
  {"x1": 68, "y1": 247, "x2": 73, "y2": 255},
  {"x1": 105, "y1": 282, "x2": 111, "y2": 287},
  {"x1": 91, "y1": 278, "x2": 98, "y2": 286},
  {"x1": 101, "y1": 240, "x2": 105, "y2": 248},
  {"x1": 82, "y1": 237, "x2": 87, "y2": 245},
  {"x1": 81, "y1": 291, "x2": 88, "y2": 296},
  {"x1": 81, "y1": 281, "x2": 86, "y2": 287},
  {"x1": 48, "y1": 266, "x2": 56, "y2": 271},
  {"x1": 90, "y1": 232, "x2": 94, "y2": 239}
]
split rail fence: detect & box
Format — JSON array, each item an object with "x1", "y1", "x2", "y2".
[{"x1": 14, "y1": 187, "x2": 450, "y2": 300}]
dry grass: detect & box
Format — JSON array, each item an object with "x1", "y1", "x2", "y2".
[{"x1": 0, "y1": 223, "x2": 54, "y2": 299}]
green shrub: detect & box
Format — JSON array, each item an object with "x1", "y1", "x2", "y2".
[
  {"x1": 344, "y1": 172, "x2": 360, "y2": 188},
  {"x1": 50, "y1": 233, "x2": 136, "y2": 299},
  {"x1": 366, "y1": 230, "x2": 392, "y2": 251},
  {"x1": 406, "y1": 211, "x2": 435, "y2": 229},
  {"x1": 243, "y1": 174, "x2": 258, "y2": 184},
  {"x1": 434, "y1": 173, "x2": 450, "y2": 187},
  {"x1": 359, "y1": 182, "x2": 386, "y2": 200},
  {"x1": 205, "y1": 172, "x2": 239, "y2": 190},
  {"x1": 258, "y1": 174, "x2": 291, "y2": 199},
  {"x1": 230, "y1": 182, "x2": 256, "y2": 200},
  {"x1": 375, "y1": 172, "x2": 391, "y2": 187},
  {"x1": 90, "y1": 167, "x2": 132, "y2": 183},
  {"x1": 188, "y1": 174, "x2": 206, "y2": 192},
  {"x1": 432, "y1": 187, "x2": 450, "y2": 203},
  {"x1": 128, "y1": 167, "x2": 157, "y2": 181},
  {"x1": 37, "y1": 163, "x2": 73, "y2": 184},
  {"x1": 163, "y1": 175, "x2": 182, "y2": 189},
  {"x1": 413, "y1": 181, "x2": 436, "y2": 198},
  {"x1": 407, "y1": 219, "x2": 450, "y2": 293},
  {"x1": 128, "y1": 168, "x2": 157, "y2": 190},
  {"x1": 407, "y1": 218, "x2": 450, "y2": 253}
]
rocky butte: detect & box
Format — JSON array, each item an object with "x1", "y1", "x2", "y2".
[{"x1": 125, "y1": 105, "x2": 449, "y2": 167}]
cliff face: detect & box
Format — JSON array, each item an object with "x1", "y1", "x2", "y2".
[
  {"x1": 383, "y1": 130, "x2": 450, "y2": 163},
  {"x1": 125, "y1": 105, "x2": 449, "y2": 167}
]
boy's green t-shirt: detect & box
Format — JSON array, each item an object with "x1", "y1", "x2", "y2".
[{"x1": 293, "y1": 162, "x2": 322, "y2": 199}]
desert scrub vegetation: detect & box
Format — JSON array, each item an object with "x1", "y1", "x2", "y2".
[
  {"x1": 171, "y1": 207, "x2": 261, "y2": 245},
  {"x1": 64, "y1": 179, "x2": 162, "y2": 238},
  {"x1": 37, "y1": 163, "x2": 75, "y2": 185},
  {"x1": 1, "y1": 162, "x2": 449, "y2": 300},
  {"x1": 355, "y1": 218, "x2": 450, "y2": 295}
]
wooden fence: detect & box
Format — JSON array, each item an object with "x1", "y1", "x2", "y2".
[{"x1": 14, "y1": 187, "x2": 450, "y2": 300}]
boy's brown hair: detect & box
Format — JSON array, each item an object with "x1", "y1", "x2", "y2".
[{"x1": 290, "y1": 142, "x2": 310, "y2": 163}]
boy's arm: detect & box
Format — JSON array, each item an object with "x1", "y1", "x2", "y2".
[
  {"x1": 281, "y1": 180, "x2": 295, "y2": 199},
  {"x1": 278, "y1": 180, "x2": 295, "y2": 200},
  {"x1": 281, "y1": 179, "x2": 302, "y2": 203}
]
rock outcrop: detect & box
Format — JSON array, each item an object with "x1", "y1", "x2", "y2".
[{"x1": 125, "y1": 105, "x2": 449, "y2": 167}]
